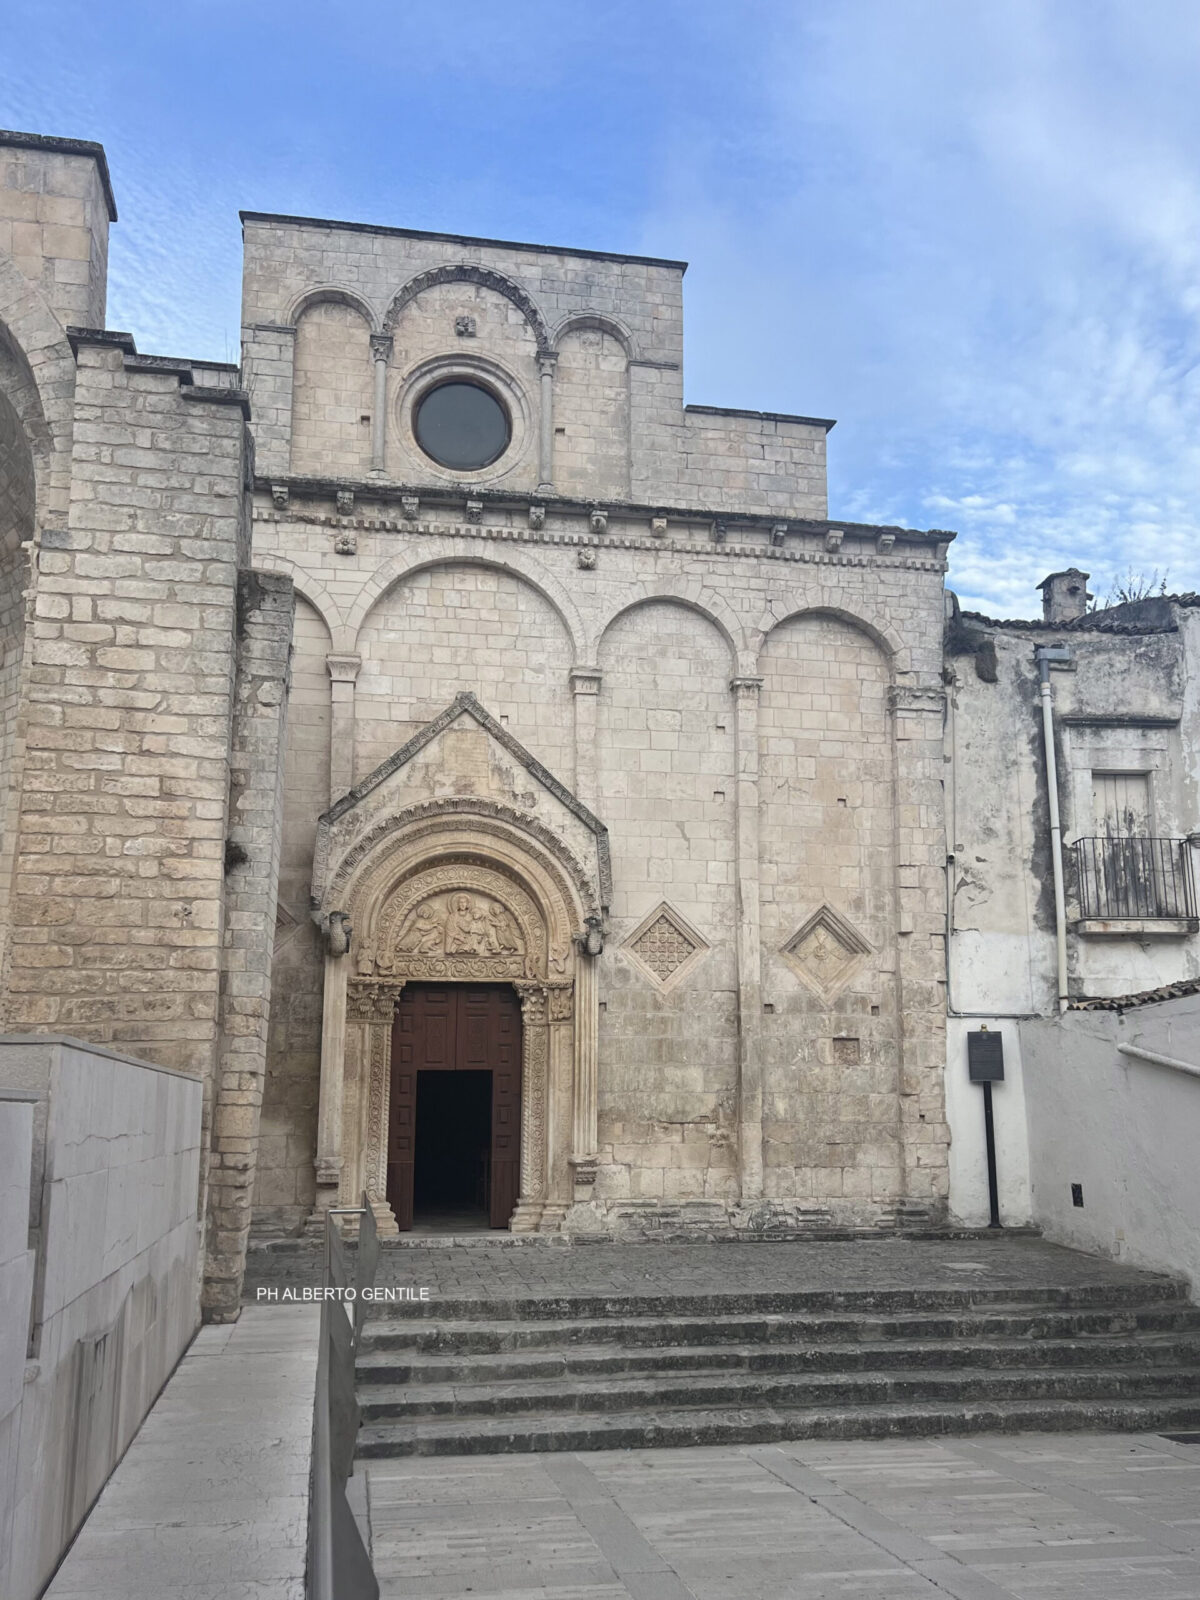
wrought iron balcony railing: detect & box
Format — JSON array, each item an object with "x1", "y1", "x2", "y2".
[{"x1": 1072, "y1": 835, "x2": 1196, "y2": 922}]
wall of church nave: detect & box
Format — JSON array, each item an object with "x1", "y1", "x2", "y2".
[
  {"x1": 595, "y1": 601, "x2": 739, "y2": 1201},
  {"x1": 290, "y1": 300, "x2": 373, "y2": 478},
  {"x1": 255, "y1": 595, "x2": 331, "y2": 1229},
  {"x1": 756, "y1": 612, "x2": 901, "y2": 1207},
  {"x1": 551, "y1": 326, "x2": 630, "y2": 500},
  {"x1": 354, "y1": 562, "x2": 575, "y2": 783}
]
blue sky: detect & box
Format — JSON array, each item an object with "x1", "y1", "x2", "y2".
[{"x1": 4, "y1": 0, "x2": 1199, "y2": 615}]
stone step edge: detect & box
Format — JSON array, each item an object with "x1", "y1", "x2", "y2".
[
  {"x1": 359, "y1": 1283, "x2": 1190, "y2": 1321},
  {"x1": 357, "y1": 1301, "x2": 1200, "y2": 1346},
  {"x1": 356, "y1": 1397, "x2": 1200, "y2": 1456},
  {"x1": 358, "y1": 1365, "x2": 1200, "y2": 1414},
  {"x1": 355, "y1": 1332, "x2": 1200, "y2": 1379}
]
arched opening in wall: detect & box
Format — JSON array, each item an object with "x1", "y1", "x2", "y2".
[
  {"x1": 0, "y1": 376, "x2": 35, "y2": 865},
  {"x1": 290, "y1": 300, "x2": 373, "y2": 477},
  {"x1": 389, "y1": 981, "x2": 522, "y2": 1232},
  {"x1": 354, "y1": 561, "x2": 574, "y2": 783},
  {"x1": 552, "y1": 325, "x2": 630, "y2": 499},
  {"x1": 756, "y1": 609, "x2": 898, "y2": 1206},
  {"x1": 596, "y1": 598, "x2": 739, "y2": 1205},
  {"x1": 255, "y1": 592, "x2": 333, "y2": 1233}
]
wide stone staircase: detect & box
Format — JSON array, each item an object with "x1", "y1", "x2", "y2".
[{"x1": 355, "y1": 1273, "x2": 1200, "y2": 1457}]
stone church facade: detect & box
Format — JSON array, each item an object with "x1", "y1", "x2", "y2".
[{"x1": 1, "y1": 128, "x2": 965, "y2": 1318}]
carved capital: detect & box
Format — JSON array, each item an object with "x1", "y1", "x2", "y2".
[
  {"x1": 730, "y1": 675, "x2": 764, "y2": 696},
  {"x1": 369, "y1": 333, "x2": 393, "y2": 363},
  {"x1": 569, "y1": 667, "x2": 602, "y2": 696},
  {"x1": 326, "y1": 652, "x2": 363, "y2": 685},
  {"x1": 516, "y1": 982, "x2": 548, "y2": 1025},
  {"x1": 547, "y1": 983, "x2": 574, "y2": 1023},
  {"x1": 347, "y1": 980, "x2": 398, "y2": 1022},
  {"x1": 888, "y1": 684, "x2": 945, "y2": 715},
  {"x1": 314, "y1": 1156, "x2": 342, "y2": 1185},
  {"x1": 537, "y1": 353, "x2": 558, "y2": 378}
]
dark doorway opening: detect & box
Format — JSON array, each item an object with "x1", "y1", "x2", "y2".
[
  {"x1": 413, "y1": 1069, "x2": 491, "y2": 1228},
  {"x1": 388, "y1": 983, "x2": 523, "y2": 1231}
]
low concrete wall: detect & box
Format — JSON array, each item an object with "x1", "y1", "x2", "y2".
[
  {"x1": 1020, "y1": 998, "x2": 1200, "y2": 1295},
  {"x1": 0, "y1": 1036, "x2": 203, "y2": 1600}
]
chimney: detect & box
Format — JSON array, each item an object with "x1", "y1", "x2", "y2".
[{"x1": 1037, "y1": 569, "x2": 1091, "y2": 624}]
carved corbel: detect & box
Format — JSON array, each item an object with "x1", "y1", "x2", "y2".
[{"x1": 326, "y1": 910, "x2": 353, "y2": 956}]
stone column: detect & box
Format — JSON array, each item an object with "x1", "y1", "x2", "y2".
[
  {"x1": 345, "y1": 981, "x2": 400, "y2": 1234},
  {"x1": 540, "y1": 982, "x2": 575, "y2": 1231},
  {"x1": 732, "y1": 675, "x2": 765, "y2": 1202},
  {"x1": 537, "y1": 353, "x2": 557, "y2": 495},
  {"x1": 570, "y1": 667, "x2": 602, "y2": 807},
  {"x1": 369, "y1": 334, "x2": 392, "y2": 475},
  {"x1": 888, "y1": 683, "x2": 951, "y2": 1218},
  {"x1": 312, "y1": 940, "x2": 349, "y2": 1222},
  {"x1": 511, "y1": 984, "x2": 548, "y2": 1232},
  {"x1": 570, "y1": 955, "x2": 599, "y2": 1196},
  {"x1": 326, "y1": 653, "x2": 361, "y2": 801}
]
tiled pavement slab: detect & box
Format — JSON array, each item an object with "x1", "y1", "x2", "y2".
[{"x1": 362, "y1": 1432, "x2": 1200, "y2": 1599}]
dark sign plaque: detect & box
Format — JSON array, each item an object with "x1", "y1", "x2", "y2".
[{"x1": 967, "y1": 1031, "x2": 1004, "y2": 1083}]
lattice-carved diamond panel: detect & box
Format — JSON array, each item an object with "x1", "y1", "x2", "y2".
[
  {"x1": 622, "y1": 902, "x2": 711, "y2": 992},
  {"x1": 781, "y1": 904, "x2": 872, "y2": 1001}
]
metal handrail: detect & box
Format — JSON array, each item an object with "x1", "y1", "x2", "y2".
[{"x1": 308, "y1": 1197, "x2": 380, "y2": 1600}]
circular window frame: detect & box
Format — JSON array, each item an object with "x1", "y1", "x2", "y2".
[
  {"x1": 413, "y1": 378, "x2": 511, "y2": 472},
  {"x1": 393, "y1": 355, "x2": 532, "y2": 486}
]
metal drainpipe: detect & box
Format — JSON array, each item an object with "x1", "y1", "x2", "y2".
[{"x1": 1035, "y1": 646, "x2": 1072, "y2": 1012}]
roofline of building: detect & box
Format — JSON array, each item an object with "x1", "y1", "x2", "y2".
[
  {"x1": 0, "y1": 129, "x2": 117, "y2": 221},
  {"x1": 686, "y1": 403, "x2": 836, "y2": 432},
  {"x1": 239, "y1": 210, "x2": 688, "y2": 272}
]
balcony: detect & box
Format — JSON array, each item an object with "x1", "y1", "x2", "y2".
[{"x1": 1071, "y1": 835, "x2": 1198, "y2": 936}]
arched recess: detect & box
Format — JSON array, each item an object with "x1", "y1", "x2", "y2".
[
  {"x1": 312, "y1": 802, "x2": 600, "y2": 1232},
  {"x1": 290, "y1": 296, "x2": 374, "y2": 477},
  {"x1": 551, "y1": 311, "x2": 639, "y2": 362},
  {"x1": 596, "y1": 597, "x2": 740, "y2": 1203},
  {"x1": 252, "y1": 553, "x2": 350, "y2": 651},
  {"x1": 551, "y1": 322, "x2": 631, "y2": 499},
  {"x1": 755, "y1": 608, "x2": 900, "y2": 1204},
  {"x1": 750, "y1": 597, "x2": 907, "y2": 675},
  {"x1": 284, "y1": 285, "x2": 380, "y2": 332},
  {"x1": 352, "y1": 556, "x2": 577, "y2": 783},
  {"x1": 383, "y1": 264, "x2": 551, "y2": 352},
  {"x1": 597, "y1": 580, "x2": 746, "y2": 667}
]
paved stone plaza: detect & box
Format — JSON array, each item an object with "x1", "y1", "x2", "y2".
[
  {"x1": 364, "y1": 1433, "x2": 1200, "y2": 1600},
  {"x1": 246, "y1": 1234, "x2": 1169, "y2": 1302}
]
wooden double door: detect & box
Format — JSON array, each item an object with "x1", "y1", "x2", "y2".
[{"x1": 387, "y1": 984, "x2": 522, "y2": 1230}]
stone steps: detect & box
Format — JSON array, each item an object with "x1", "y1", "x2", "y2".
[
  {"x1": 359, "y1": 1302, "x2": 1200, "y2": 1355},
  {"x1": 360, "y1": 1364, "x2": 1200, "y2": 1421},
  {"x1": 354, "y1": 1278, "x2": 1200, "y2": 1457},
  {"x1": 356, "y1": 1331, "x2": 1200, "y2": 1386},
  {"x1": 357, "y1": 1396, "x2": 1200, "y2": 1457}
]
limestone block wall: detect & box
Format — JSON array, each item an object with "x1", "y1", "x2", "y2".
[
  {"x1": 252, "y1": 595, "x2": 329, "y2": 1226},
  {"x1": 252, "y1": 494, "x2": 951, "y2": 1231},
  {"x1": 2, "y1": 334, "x2": 251, "y2": 1084},
  {"x1": 0, "y1": 132, "x2": 115, "y2": 334},
  {"x1": 596, "y1": 601, "x2": 739, "y2": 1203},
  {"x1": 0, "y1": 1036, "x2": 202, "y2": 1600},
  {"x1": 203, "y1": 572, "x2": 293, "y2": 1318},
  {"x1": 240, "y1": 215, "x2": 829, "y2": 520}
]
